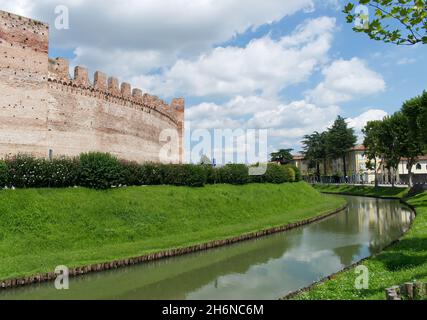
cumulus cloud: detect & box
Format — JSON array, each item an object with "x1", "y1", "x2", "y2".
[
  {"x1": 187, "y1": 96, "x2": 341, "y2": 152},
  {"x1": 1, "y1": 0, "x2": 314, "y2": 76},
  {"x1": 347, "y1": 109, "x2": 388, "y2": 142},
  {"x1": 307, "y1": 58, "x2": 386, "y2": 106},
  {"x1": 132, "y1": 16, "x2": 336, "y2": 98}
]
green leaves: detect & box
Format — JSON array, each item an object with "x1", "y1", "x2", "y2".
[
  {"x1": 361, "y1": 90, "x2": 427, "y2": 187},
  {"x1": 344, "y1": 3, "x2": 355, "y2": 13},
  {"x1": 302, "y1": 117, "x2": 357, "y2": 178},
  {"x1": 270, "y1": 149, "x2": 294, "y2": 164},
  {"x1": 344, "y1": 0, "x2": 426, "y2": 45}
]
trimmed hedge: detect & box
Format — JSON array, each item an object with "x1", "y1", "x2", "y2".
[
  {"x1": 0, "y1": 153, "x2": 301, "y2": 189},
  {"x1": 217, "y1": 164, "x2": 249, "y2": 185},
  {"x1": 161, "y1": 164, "x2": 207, "y2": 187},
  {"x1": 285, "y1": 164, "x2": 302, "y2": 182},
  {"x1": 0, "y1": 161, "x2": 7, "y2": 187},
  {"x1": 79, "y1": 152, "x2": 122, "y2": 189}
]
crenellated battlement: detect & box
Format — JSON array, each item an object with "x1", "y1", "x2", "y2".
[
  {"x1": 47, "y1": 58, "x2": 184, "y2": 124},
  {"x1": 1, "y1": 9, "x2": 184, "y2": 164}
]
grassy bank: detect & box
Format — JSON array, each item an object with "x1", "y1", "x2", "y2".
[
  {"x1": 0, "y1": 182, "x2": 345, "y2": 281},
  {"x1": 312, "y1": 184, "x2": 409, "y2": 199},
  {"x1": 293, "y1": 185, "x2": 427, "y2": 300}
]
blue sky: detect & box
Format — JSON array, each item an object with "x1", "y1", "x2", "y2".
[
  {"x1": 2, "y1": 0, "x2": 425, "y2": 159},
  {"x1": 215, "y1": 3, "x2": 426, "y2": 119}
]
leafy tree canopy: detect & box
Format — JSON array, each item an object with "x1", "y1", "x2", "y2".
[
  {"x1": 270, "y1": 149, "x2": 293, "y2": 165},
  {"x1": 302, "y1": 131, "x2": 328, "y2": 174},
  {"x1": 344, "y1": 0, "x2": 427, "y2": 45},
  {"x1": 363, "y1": 120, "x2": 383, "y2": 165},
  {"x1": 326, "y1": 116, "x2": 357, "y2": 159}
]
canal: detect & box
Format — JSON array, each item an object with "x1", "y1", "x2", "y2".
[{"x1": 0, "y1": 195, "x2": 414, "y2": 300}]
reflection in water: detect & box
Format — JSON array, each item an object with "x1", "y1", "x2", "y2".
[{"x1": 0, "y1": 196, "x2": 414, "y2": 300}]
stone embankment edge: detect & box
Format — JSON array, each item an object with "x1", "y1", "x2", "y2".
[
  {"x1": 281, "y1": 194, "x2": 417, "y2": 300},
  {"x1": 0, "y1": 203, "x2": 348, "y2": 290}
]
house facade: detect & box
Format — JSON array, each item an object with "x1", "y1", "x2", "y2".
[
  {"x1": 398, "y1": 156, "x2": 427, "y2": 184},
  {"x1": 293, "y1": 145, "x2": 427, "y2": 185}
]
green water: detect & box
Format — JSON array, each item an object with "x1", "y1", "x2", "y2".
[{"x1": 0, "y1": 196, "x2": 414, "y2": 300}]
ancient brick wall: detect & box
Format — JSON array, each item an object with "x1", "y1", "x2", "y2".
[
  {"x1": 0, "y1": 10, "x2": 184, "y2": 163},
  {"x1": 0, "y1": 11, "x2": 49, "y2": 158}
]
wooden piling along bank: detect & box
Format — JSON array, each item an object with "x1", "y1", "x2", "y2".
[
  {"x1": 386, "y1": 282, "x2": 427, "y2": 300},
  {"x1": 0, "y1": 204, "x2": 348, "y2": 289}
]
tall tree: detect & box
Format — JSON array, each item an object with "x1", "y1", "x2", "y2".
[
  {"x1": 326, "y1": 116, "x2": 357, "y2": 178},
  {"x1": 363, "y1": 120, "x2": 383, "y2": 187},
  {"x1": 401, "y1": 95, "x2": 425, "y2": 187},
  {"x1": 344, "y1": 0, "x2": 427, "y2": 46},
  {"x1": 302, "y1": 132, "x2": 328, "y2": 180},
  {"x1": 377, "y1": 114, "x2": 405, "y2": 187},
  {"x1": 416, "y1": 91, "x2": 427, "y2": 148},
  {"x1": 270, "y1": 149, "x2": 293, "y2": 165}
]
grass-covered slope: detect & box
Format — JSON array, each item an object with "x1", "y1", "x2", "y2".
[
  {"x1": 0, "y1": 182, "x2": 345, "y2": 281},
  {"x1": 293, "y1": 187, "x2": 427, "y2": 300},
  {"x1": 313, "y1": 184, "x2": 409, "y2": 199}
]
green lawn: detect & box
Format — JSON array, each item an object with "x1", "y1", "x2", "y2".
[
  {"x1": 293, "y1": 185, "x2": 427, "y2": 300},
  {"x1": 0, "y1": 182, "x2": 345, "y2": 281},
  {"x1": 313, "y1": 184, "x2": 409, "y2": 199}
]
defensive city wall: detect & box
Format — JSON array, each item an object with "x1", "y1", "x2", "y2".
[{"x1": 0, "y1": 10, "x2": 184, "y2": 163}]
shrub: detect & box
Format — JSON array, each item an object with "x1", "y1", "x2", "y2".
[
  {"x1": 162, "y1": 164, "x2": 207, "y2": 187},
  {"x1": 1, "y1": 152, "x2": 300, "y2": 190},
  {"x1": 120, "y1": 160, "x2": 143, "y2": 186},
  {"x1": 78, "y1": 152, "x2": 122, "y2": 189},
  {"x1": 5, "y1": 154, "x2": 47, "y2": 188},
  {"x1": 202, "y1": 165, "x2": 218, "y2": 184},
  {"x1": 249, "y1": 164, "x2": 299, "y2": 184},
  {"x1": 283, "y1": 166, "x2": 296, "y2": 182},
  {"x1": 45, "y1": 157, "x2": 79, "y2": 188},
  {"x1": 248, "y1": 163, "x2": 266, "y2": 183},
  {"x1": 217, "y1": 164, "x2": 249, "y2": 185},
  {"x1": 139, "y1": 163, "x2": 164, "y2": 185},
  {"x1": 286, "y1": 165, "x2": 302, "y2": 182},
  {"x1": 265, "y1": 163, "x2": 287, "y2": 184},
  {"x1": 0, "y1": 161, "x2": 8, "y2": 187}
]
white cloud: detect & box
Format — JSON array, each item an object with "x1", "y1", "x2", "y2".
[
  {"x1": 347, "y1": 109, "x2": 388, "y2": 142},
  {"x1": 132, "y1": 17, "x2": 336, "y2": 98},
  {"x1": 0, "y1": 0, "x2": 34, "y2": 16},
  {"x1": 187, "y1": 96, "x2": 341, "y2": 152},
  {"x1": 2, "y1": 0, "x2": 314, "y2": 76},
  {"x1": 307, "y1": 58, "x2": 386, "y2": 106}
]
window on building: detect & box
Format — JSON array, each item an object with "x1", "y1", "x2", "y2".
[{"x1": 416, "y1": 163, "x2": 422, "y2": 170}]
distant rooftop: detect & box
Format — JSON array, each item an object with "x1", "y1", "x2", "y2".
[
  {"x1": 292, "y1": 154, "x2": 305, "y2": 160},
  {"x1": 351, "y1": 144, "x2": 365, "y2": 151}
]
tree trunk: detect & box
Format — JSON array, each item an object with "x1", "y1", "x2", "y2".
[
  {"x1": 391, "y1": 168, "x2": 395, "y2": 188},
  {"x1": 374, "y1": 158, "x2": 379, "y2": 188},
  {"x1": 316, "y1": 163, "x2": 320, "y2": 182},
  {"x1": 343, "y1": 155, "x2": 347, "y2": 182},
  {"x1": 407, "y1": 160, "x2": 414, "y2": 188},
  {"x1": 323, "y1": 160, "x2": 327, "y2": 177}
]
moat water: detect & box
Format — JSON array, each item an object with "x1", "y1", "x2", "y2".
[{"x1": 0, "y1": 196, "x2": 414, "y2": 300}]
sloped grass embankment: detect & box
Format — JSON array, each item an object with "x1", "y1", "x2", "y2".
[{"x1": 0, "y1": 182, "x2": 345, "y2": 281}]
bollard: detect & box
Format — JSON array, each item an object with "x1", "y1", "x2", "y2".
[
  {"x1": 404, "y1": 282, "x2": 414, "y2": 300},
  {"x1": 414, "y1": 282, "x2": 423, "y2": 300}
]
